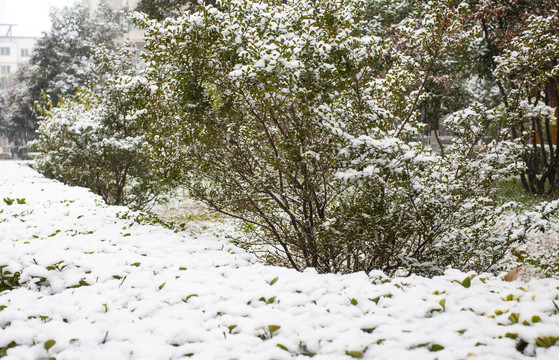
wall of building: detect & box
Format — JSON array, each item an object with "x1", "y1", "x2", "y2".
[{"x1": 0, "y1": 35, "x2": 36, "y2": 80}]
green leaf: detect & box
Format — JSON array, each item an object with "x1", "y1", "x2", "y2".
[
  {"x1": 508, "y1": 313, "x2": 519, "y2": 324},
  {"x1": 345, "y1": 350, "x2": 363, "y2": 358},
  {"x1": 531, "y1": 315, "x2": 542, "y2": 323},
  {"x1": 228, "y1": 325, "x2": 237, "y2": 333},
  {"x1": 0, "y1": 341, "x2": 17, "y2": 357},
  {"x1": 439, "y1": 298, "x2": 446, "y2": 311},
  {"x1": 535, "y1": 336, "x2": 559, "y2": 348},
  {"x1": 277, "y1": 343, "x2": 289, "y2": 351},
  {"x1": 159, "y1": 282, "x2": 166, "y2": 290},
  {"x1": 505, "y1": 332, "x2": 518, "y2": 339},
  {"x1": 44, "y1": 339, "x2": 56, "y2": 351},
  {"x1": 131, "y1": 262, "x2": 141, "y2": 267},
  {"x1": 453, "y1": 277, "x2": 471, "y2": 288},
  {"x1": 430, "y1": 344, "x2": 444, "y2": 352},
  {"x1": 350, "y1": 298, "x2": 358, "y2": 306},
  {"x1": 268, "y1": 277, "x2": 279, "y2": 286},
  {"x1": 268, "y1": 325, "x2": 280, "y2": 334},
  {"x1": 184, "y1": 294, "x2": 198, "y2": 302}
]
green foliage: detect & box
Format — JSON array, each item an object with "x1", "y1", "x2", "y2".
[
  {"x1": 136, "y1": 0, "x2": 197, "y2": 21},
  {"x1": 134, "y1": 0, "x2": 547, "y2": 276},
  {"x1": 535, "y1": 336, "x2": 559, "y2": 348},
  {"x1": 32, "y1": 45, "x2": 170, "y2": 210},
  {"x1": 44, "y1": 340, "x2": 56, "y2": 352},
  {"x1": 346, "y1": 350, "x2": 364, "y2": 358},
  {"x1": 1, "y1": 2, "x2": 125, "y2": 136},
  {"x1": 453, "y1": 276, "x2": 472, "y2": 288},
  {"x1": 508, "y1": 313, "x2": 520, "y2": 324},
  {"x1": 1, "y1": 197, "x2": 26, "y2": 205},
  {"x1": 0, "y1": 265, "x2": 21, "y2": 292},
  {"x1": 485, "y1": 2, "x2": 559, "y2": 195},
  {"x1": 183, "y1": 294, "x2": 198, "y2": 302},
  {"x1": 266, "y1": 325, "x2": 281, "y2": 338},
  {"x1": 0, "y1": 342, "x2": 17, "y2": 357}
]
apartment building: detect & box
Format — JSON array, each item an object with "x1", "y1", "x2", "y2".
[
  {"x1": 0, "y1": 25, "x2": 37, "y2": 81},
  {"x1": 0, "y1": 26, "x2": 37, "y2": 159}
]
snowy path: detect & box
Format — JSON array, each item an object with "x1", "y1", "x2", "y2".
[{"x1": 1, "y1": 161, "x2": 559, "y2": 359}]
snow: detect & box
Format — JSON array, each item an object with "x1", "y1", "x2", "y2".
[{"x1": 1, "y1": 161, "x2": 559, "y2": 359}]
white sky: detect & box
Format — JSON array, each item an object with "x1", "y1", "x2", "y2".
[{"x1": 0, "y1": 0, "x2": 79, "y2": 37}]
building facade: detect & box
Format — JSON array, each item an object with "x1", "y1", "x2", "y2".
[
  {"x1": 1, "y1": 26, "x2": 37, "y2": 159},
  {"x1": 0, "y1": 25, "x2": 37, "y2": 82}
]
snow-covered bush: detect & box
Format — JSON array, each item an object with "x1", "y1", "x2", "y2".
[
  {"x1": 493, "y1": 11, "x2": 559, "y2": 195},
  {"x1": 1, "y1": 3, "x2": 125, "y2": 137},
  {"x1": 32, "y1": 46, "x2": 167, "y2": 210},
  {"x1": 135, "y1": 0, "x2": 546, "y2": 275}
]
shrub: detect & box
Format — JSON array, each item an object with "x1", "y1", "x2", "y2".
[
  {"x1": 32, "y1": 46, "x2": 168, "y2": 210},
  {"x1": 135, "y1": 0, "x2": 554, "y2": 274}
]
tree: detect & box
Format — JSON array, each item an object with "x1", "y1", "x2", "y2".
[
  {"x1": 32, "y1": 45, "x2": 168, "y2": 210},
  {"x1": 472, "y1": 0, "x2": 559, "y2": 195},
  {"x1": 1, "y1": 2, "x2": 124, "y2": 139},
  {"x1": 135, "y1": 0, "x2": 201, "y2": 21},
  {"x1": 134, "y1": 0, "x2": 539, "y2": 275}
]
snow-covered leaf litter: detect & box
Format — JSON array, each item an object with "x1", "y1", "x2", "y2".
[{"x1": 1, "y1": 162, "x2": 558, "y2": 359}]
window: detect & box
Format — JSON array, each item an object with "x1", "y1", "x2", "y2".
[
  {"x1": 21, "y1": 48, "x2": 29, "y2": 57},
  {"x1": 0, "y1": 47, "x2": 10, "y2": 56},
  {"x1": 0, "y1": 65, "x2": 10, "y2": 75}
]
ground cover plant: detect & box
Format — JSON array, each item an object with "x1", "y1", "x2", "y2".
[{"x1": 1, "y1": 162, "x2": 559, "y2": 359}]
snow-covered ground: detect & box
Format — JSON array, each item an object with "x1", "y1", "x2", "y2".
[{"x1": 1, "y1": 161, "x2": 559, "y2": 359}]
